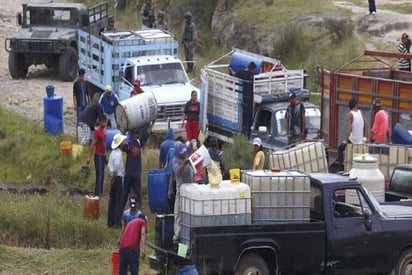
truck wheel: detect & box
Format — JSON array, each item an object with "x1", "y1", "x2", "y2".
[
  {"x1": 392, "y1": 248, "x2": 412, "y2": 275},
  {"x1": 8, "y1": 53, "x2": 28, "y2": 79},
  {"x1": 59, "y1": 47, "x2": 77, "y2": 81},
  {"x1": 235, "y1": 254, "x2": 270, "y2": 275}
]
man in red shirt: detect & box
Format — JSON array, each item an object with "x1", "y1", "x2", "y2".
[
  {"x1": 87, "y1": 115, "x2": 107, "y2": 196},
  {"x1": 130, "y1": 79, "x2": 144, "y2": 97},
  {"x1": 118, "y1": 214, "x2": 147, "y2": 275},
  {"x1": 371, "y1": 98, "x2": 390, "y2": 144}
]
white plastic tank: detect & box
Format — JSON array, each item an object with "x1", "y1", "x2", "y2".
[
  {"x1": 349, "y1": 154, "x2": 385, "y2": 202},
  {"x1": 115, "y1": 91, "x2": 158, "y2": 131}
]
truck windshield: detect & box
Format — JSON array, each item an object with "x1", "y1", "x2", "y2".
[
  {"x1": 28, "y1": 8, "x2": 78, "y2": 27},
  {"x1": 390, "y1": 168, "x2": 412, "y2": 193},
  {"x1": 137, "y1": 63, "x2": 188, "y2": 86}
]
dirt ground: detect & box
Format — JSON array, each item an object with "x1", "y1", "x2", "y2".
[{"x1": 1, "y1": 0, "x2": 412, "y2": 138}]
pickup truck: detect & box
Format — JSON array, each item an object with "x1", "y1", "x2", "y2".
[
  {"x1": 200, "y1": 48, "x2": 321, "y2": 150},
  {"x1": 386, "y1": 164, "x2": 412, "y2": 201},
  {"x1": 5, "y1": 2, "x2": 108, "y2": 81},
  {"x1": 149, "y1": 172, "x2": 412, "y2": 274}
]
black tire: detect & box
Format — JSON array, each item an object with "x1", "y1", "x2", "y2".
[
  {"x1": 392, "y1": 248, "x2": 412, "y2": 275},
  {"x1": 235, "y1": 254, "x2": 270, "y2": 275},
  {"x1": 8, "y1": 53, "x2": 28, "y2": 79},
  {"x1": 59, "y1": 47, "x2": 77, "y2": 81}
]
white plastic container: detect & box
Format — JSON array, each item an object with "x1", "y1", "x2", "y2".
[
  {"x1": 348, "y1": 154, "x2": 385, "y2": 202},
  {"x1": 115, "y1": 91, "x2": 158, "y2": 131}
]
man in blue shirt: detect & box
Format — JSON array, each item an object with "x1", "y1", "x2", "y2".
[
  {"x1": 73, "y1": 68, "x2": 90, "y2": 128},
  {"x1": 99, "y1": 85, "x2": 119, "y2": 129}
]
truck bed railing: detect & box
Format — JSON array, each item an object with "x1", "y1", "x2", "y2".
[{"x1": 88, "y1": 2, "x2": 108, "y2": 24}]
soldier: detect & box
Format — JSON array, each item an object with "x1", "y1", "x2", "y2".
[
  {"x1": 181, "y1": 12, "x2": 196, "y2": 73},
  {"x1": 141, "y1": 0, "x2": 155, "y2": 29},
  {"x1": 156, "y1": 11, "x2": 168, "y2": 31},
  {"x1": 103, "y1": 16, "x2": 116, "y2": 32}
]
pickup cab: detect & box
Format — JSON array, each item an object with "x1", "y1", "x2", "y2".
[
  {"x1": 385, "y1": 164, "x2": 412, "y2": 201},
  {"x1": 149, "y1": 172, "x2": 412, "y2": 274}
]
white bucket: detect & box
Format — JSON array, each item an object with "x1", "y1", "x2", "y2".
[
  {"x1": 189, "y1": 145, "x2": 211, "y2": 173},
  {"x1": 115, "y1": 91, "x2": 158, "y2": 131}
]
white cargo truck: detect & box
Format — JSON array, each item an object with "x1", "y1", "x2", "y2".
[
  {"x1": 78, "y1": 28, "x2": 198, "y2": 133},
  {"x1": 200, "y1": 48, "x2": 321, "y2": 149}
]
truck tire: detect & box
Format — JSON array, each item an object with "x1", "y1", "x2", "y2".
[
  {"x1": 391, "y1": 248, "x2": 412, "y2": 275},
  {"x1": 235, "y1": 254, "x2": 270, "y2": 275},
  {"x1": 59, "y1": 47, "x2": 77, "y2": 81},
  {"x1": 8, "y1": 53, "x2": 28, "y2": 79}
]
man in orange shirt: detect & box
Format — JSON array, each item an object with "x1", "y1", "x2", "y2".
[{"x1": 371, "y1": 99, "x2": 390, "y2": 144}]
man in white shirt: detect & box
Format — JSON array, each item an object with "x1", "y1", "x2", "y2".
[{"x1": 108, "y1": 133, "x2": 127, "y2": 228}]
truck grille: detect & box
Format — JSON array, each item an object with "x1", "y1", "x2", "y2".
[
  {"x1": 157, "y1": 104, "x2": 184, "y2": 120},
  {"x1": 28, "y1": 41, "x2": 51, "y2": 51}
]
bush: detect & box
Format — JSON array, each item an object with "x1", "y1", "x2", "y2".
[
  {"x1": 324, "y1": 18, "x2": 354, "y2": 42},
  {"x1": 272, "y1": 23, "x2": 310, "y2": 62},
  {"x1": 222, "y1": 135, "x2": 253, "y2": 171}
]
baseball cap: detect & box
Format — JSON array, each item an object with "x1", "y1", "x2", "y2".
[
  {"x1": 253, "y1": 137, "x2": 262, "y2": 147},
  {"x1": 289, "y1": 92, "x2": 297, "y2": 99},
  {"x1": 402, "y1": 32, "x2": 409, "y2": 39},
  {"x1": 105, "y1": 85, "x2": 112, "y2": 92},
  {"x1": 129, "y1": 194, "x2": 138, "y2": 208}
]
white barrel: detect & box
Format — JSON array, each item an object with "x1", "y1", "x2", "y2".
[
  {"x1": 348, "y1": 154, "x2": 385, "y2": 202},
  {"x1": 115, "y1": 92, "x2": 158, "y2": 131}
]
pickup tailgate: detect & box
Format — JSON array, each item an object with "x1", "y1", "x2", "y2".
[{"x1": 190, "y1": 222, "x2": 326, "y2": 273}]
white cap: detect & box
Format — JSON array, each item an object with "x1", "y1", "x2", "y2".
[{"x1": 253, "y1": 137, "x2": 262, "y2": 147}]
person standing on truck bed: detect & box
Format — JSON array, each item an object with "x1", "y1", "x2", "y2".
[
  {"x1": 103, "y1": 16, "x2": 116, "y2": 33},
  {"x1": 337, "y1": 98, "x2": 370, "y2": 172},
  {"x1": 285, "y1": 92, "x2": 306, "y2": 146},
  {"x1": 99, "y1": 85, "x2": 119, "y2": 129},
  {"x1": 182, "y1": 12, "x2": 196, "y2": 74},
  {"x1": 130, "y1": 79, "x2": 144, "y2": 97},
  {"x1": 184, "y1": 90, "x2": 200, "y2": 142},
  {"x1": 398, "y1": 32, "x2": 411, "y2": 71},
  {"x1": 73, "y1": 68, "x2": 90, "y2": 129},
  {"x1": 155, "y1": 11, "x2": 168, "y2": 31},
  {"x1": 230, "y1": 61, "x2": 257, "y2": 138},
  {"x1": 141, "y1": 0, "x2": 155, "y2": 29},
  {"x1": 371, "y1": 98, "x2": 390, "y2": 144}
]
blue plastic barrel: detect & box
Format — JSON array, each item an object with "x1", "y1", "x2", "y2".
[
  {"x1": 148, "y1": 169, "x2": 169, "y2": 213},
  {"x1": 229, "y1": 51, "x2": 263, "y2": 75},
  {"x1": 391, "y1": 123, "x2": 412, "y2": 145},
  {"x1": 179, "y1": 265, "x2": 199, "y2": 275},
  {"x1": 106, "y1": 128, "x2": 121, "y2": 150},
  {"x1": 44, "y1": 96, "x2": 63, "y2": 135},
  {"x1": 46, "y1": 85, "x2": 55, "y2": 98}
]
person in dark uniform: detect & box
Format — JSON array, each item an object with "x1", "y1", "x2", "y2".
[
  {"x1": 181, "y1": 12, "x2": 196, "y2": 73},
  {"x1": 230, "y1": 61, "x2": 257, "y2": 138}
]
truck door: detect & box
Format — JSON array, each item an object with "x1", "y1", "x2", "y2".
[
  {"x1": 118, "y1": 62, "x2": 134, "y2": 100},
  {"x1": 328, "y1": 187, "x2": 385, "y2": 273}
]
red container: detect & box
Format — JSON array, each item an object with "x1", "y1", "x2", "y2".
[{"x1": 112, "y1": 251, "x2": 119, "y2": 275}]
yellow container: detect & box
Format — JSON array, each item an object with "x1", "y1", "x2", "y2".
[
  {"x1": 230, "y1": 168, "x2": 240, "y2": 183},
  {"x1": 72, "y1": 144, "x2": 84, "y2": 159},
  {"x1": 60, "y1": 141, "x2": 72, "y2": 156}
]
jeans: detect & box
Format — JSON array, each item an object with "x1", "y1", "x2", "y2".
[
  {"x1": 94, "y1": 154, "x2": 105, "y2": 196},
  {"x1": 119, "y1": 248, "x2": 139, "y2": 275}
]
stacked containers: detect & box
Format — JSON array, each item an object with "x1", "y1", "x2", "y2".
[
  {"x1": 241, "y1": 170, "x2": 311, "y2": 224},
  {"x1": 269, "y1": 142, "x2": 328, "y2": 173},
  {"x1": 179, "y1": 182, "x2": 251, "y2": 245}
]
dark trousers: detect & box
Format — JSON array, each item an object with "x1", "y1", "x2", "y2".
[
  {"x1": 123, "y1": 174, "x2": 142, "y2": 209},
  {"x1": 337, "y1": 140, "x2": 352, "y2": 171},
  {"x1": 183, "y1": 43, "x2": 194, "y2": 72},
  {"x1": 94, "y1": 154, "x2": 105, "y2": 196},
  {"x1": 76, "y1": 105, "x2": 86, "y2": 127},
  {"x1": 108, "y1": 176, "x2": 123, "y2": 228},
  {"x1": 368, "y1": 0, "x2": 376, "y2": 13},
  {"x1": 241, "y1": 108, "x2": 253, "y2": 139},
  {"x1": 119, "y1": 248, "x2": 139, "y2": 275}
]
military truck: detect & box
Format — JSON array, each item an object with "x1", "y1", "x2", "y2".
[{"x1": 5, "y1": 2, "x2": 109, "y2": 81}]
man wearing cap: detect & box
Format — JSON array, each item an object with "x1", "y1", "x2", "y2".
[
  {"x1": 252, "y1": 137, "x2": 265, "y2": 170},
  {"x1": 285, "y1": 92, "x2": 306, "y2": 146},
  {"x1": 87, "y1": 115, "x2": 107, "y2": 196},
  {"x1": 118, "y1": 213, "x2": 147, "y2": 275},
  {"x1": 130, "y1": 79, "x2": 144, "y2": 97},
  {"x1": 398, "y1": 32, "x2": 411, "y2": 71},
  {"x1": 122, "y1": 194, "x2": 142, "y2": 228},
  {"x1": 73, "y1": 68, "x2": 90, "y2": 129},
  {"x1": 107, "y1": 133, "x2": 127, "y2": 228},
  {"x1": 168, "y1": 141, "x2": 192, "y2": 244},
  {"x1": 230, "y1": 61, "x2": 257, "y2": 138},
  {"x1": 156, "y1": 11, "x2": 168, "y2": 31},
  {"x1": 99, "y1": 85, "x2": 119, "y2": 129},
  {"x1": 371, "y1": 98, "x2": 390, "y2": 144},
  {"x1": 121, "y1": 121, "x2": 155, "y2": 210}
]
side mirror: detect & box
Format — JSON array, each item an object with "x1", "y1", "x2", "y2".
[
  {"x1": 364, "y1": 209, "x2": 372, "y2": 231},
  {"x1": 17, "y1": 12, "x2": 22, "y2": 26}
]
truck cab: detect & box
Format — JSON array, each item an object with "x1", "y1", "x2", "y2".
[
  {"x1": 385, "y1": 164, "x2": 412, "y2": 201},
  {"x1": 119, "y1": 55, "x2": 198, "y2": 133},
  {"x1": 251, "y1": 100, "x2": 321, "y2": 150}
]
